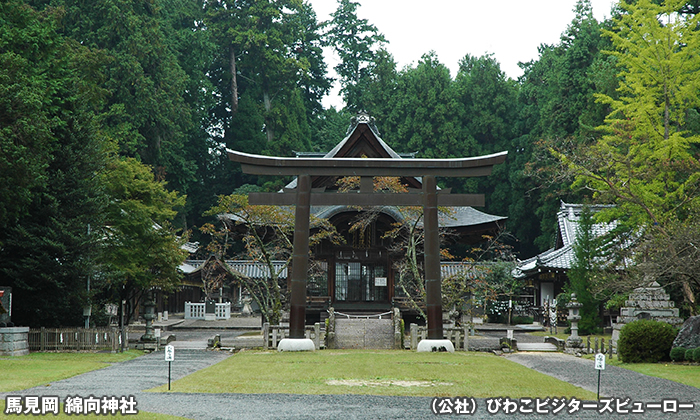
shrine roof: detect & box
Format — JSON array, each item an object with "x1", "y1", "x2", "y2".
[{"x1": 514, "y1": 201, "x2": 617, "y2": 278}]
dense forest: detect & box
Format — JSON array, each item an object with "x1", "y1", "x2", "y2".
[{"x1": 2, "y1": 0, "x2": 700, "y2": 326}]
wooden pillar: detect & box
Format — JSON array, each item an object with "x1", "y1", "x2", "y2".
[
  {"x1": 289, "y1": 174, "x2": 311, "y2": 338},
  {"x1": 423, "y1": 175, "x2": 443, "y2": 340}
]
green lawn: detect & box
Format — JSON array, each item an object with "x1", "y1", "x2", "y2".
[
  {"x1": 0, "y1": 351, "x2": 189, "y2": 420},
  {"x1": 0, "y1": 351, "x2": 143, "y2": 393},
  {"x1": 149, "y1": 349, "x2": 597, "y2": 399}
]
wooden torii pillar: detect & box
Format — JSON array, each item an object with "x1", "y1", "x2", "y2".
[{"x1": 228, "y1": 150, "x2": 507, "y2": 351}]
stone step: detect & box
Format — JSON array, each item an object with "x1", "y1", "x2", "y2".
[{"x1": 517, "y1": 343, "x2": 558, "y2": 352}]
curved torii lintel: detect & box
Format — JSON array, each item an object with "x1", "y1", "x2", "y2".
[{"x1": 227, "y1": 149, "x2": 508, "y2": 177}]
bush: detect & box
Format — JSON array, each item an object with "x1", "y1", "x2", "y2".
[
  {"x1": 693, "y1": 348, "x2": 700, "y2": 363},
  {"x1": 685, "y1": 349, "x2": 694, "y2": 362},
  {"x1": 670, "y1": 347, "x2": 686, "y2": 362},
  {"x1": 618, "y1": 320, "x2": 677, "y2": 363},
  {"x1": 512, "y1": 316, "x2": 534, "y2": 324}
]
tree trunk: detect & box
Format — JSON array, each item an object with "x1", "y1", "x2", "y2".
[
  {"x1": 263, "y1": 91, "x2": 274, "y2": 144},
  {"x1": 230, "y1": 45, "x2": 238, "y2": 116}
]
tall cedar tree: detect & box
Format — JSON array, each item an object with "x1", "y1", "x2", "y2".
[
  {"x1": 0, "y1": 1, "x2": 109, "y2": 326},
  {"x1": 323, "y1": 0, "x2": 386, "y2": 111},
  {"x1": 565, "y1": 205, "x2": 603, "y2": 334}
]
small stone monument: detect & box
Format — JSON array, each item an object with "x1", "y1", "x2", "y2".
[
  {"x1": 612, "y1": 280, "x2": 684, "y2": 342},
  {"x1": 565, "y1": 293, "x2": 584, "y2": 353}
]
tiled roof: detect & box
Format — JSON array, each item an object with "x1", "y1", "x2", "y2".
[
  {"x1": 441, "y1": 262, "x2": 489, "y2": 279},
  {"x1": 558, "y1": 202, "x2": 615, "y2": 247},
  {"x1": 183, "y1": 259, "x2": 289, "y2": 280},
  {"x1": 181, "y1": 259, "x2": 480, "y2": 280},
  {"x1": 514, "y1": 201, "x2": 616, "y2": 278}
]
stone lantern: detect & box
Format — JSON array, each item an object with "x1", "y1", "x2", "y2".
[
  {"x1": 140, "y1": 291, "x2": 157, "y2": 343},
  {"x1": 565, "y1": 293, "x2": 583, "y2": 350}
]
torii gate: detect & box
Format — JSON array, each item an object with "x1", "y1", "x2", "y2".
[{"x1": 228, "y1": 149, "x2": 507, "y2": 351}]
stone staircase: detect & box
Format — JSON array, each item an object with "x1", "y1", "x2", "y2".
[
  {"x1": 334, "y1": 318, "x2": 394, "y2": 349},
  {"x1": 516, "y1": 342, "x2": 558, "y2": 352}
]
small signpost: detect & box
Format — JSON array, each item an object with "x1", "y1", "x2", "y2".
[
  {"x1": 165, "y1": 345, "x2": 174, "y2": 391},
  {"x1": 594, "y1": 353, "x2": 606, "y2": 400}
]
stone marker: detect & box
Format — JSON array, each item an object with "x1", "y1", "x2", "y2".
[{"x1": 672, "y1": 315, "x2": 700, "y2": 349}]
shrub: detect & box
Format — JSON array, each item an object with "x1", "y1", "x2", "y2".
[
  {"x1": 693, "y1": 348, "x2": 700, "y2": 363},
  {"x1": 670, "y1": 347, "x2": 686, "y2": 362},
  {"x1": 618, "y1": 320, "x2": 677, "y2": 363},
  {"x1": 685, "y1": 349, "x2": 694, "y2": 362},
  {"x1": 512, "y1": 316, "x2": 534, "y2": 325}
]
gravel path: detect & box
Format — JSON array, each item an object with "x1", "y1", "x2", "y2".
[{"x1": 3, "y1": 349, "x2": 699, "y2": 419}]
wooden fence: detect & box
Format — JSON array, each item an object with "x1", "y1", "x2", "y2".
[{"x1": 28, "y1": 327, "x2": 123, "y2": 352}]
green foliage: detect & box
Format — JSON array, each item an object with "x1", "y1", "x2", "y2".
[
  {"x1": 618, "y1": 320, "x2": 677, "y2": 363},
  {"x1": 684, "y1": 348, "x2": 695, "y2": 362},
  {"x1": 0, "y1": 0, "x2": 109, "y2": 327},
  {"x1": 693, "y1": 347, "x2": 700, "y2": 363},
  {"x1": 583, "y1": 0, "x2": 700, "y2": 231},
  {"x1": 204, "y1": 0, "x2": 316, "y2": 157},
  {"x1": 97, "y1": 157, "x2": 187, "y2": 323},
  {"x1": 323, "y1": 0, "x2": 386, "y2": 110},
  {"x1": 551, "y1": 0, "x2": 700, "y2": 310},
  {"x1": 565, "y1": 205, "x2": 603, "y2": 334},
  {"x1": 516, "y1": 0, "x2": 612, "y2": 255},
  {"x1": 670, "y1": 347, "x2": 686, "y2": 362}
]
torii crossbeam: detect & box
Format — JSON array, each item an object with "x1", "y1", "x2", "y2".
[{"x1": 228, "y1": 149, "x2": 507, "y2": 350}]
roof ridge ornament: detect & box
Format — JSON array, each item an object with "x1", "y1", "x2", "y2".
[{"x1": 347, "y1": 110, "x2": 380, "y2": 137}]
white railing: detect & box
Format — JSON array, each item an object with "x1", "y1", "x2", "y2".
[
  {"x1": 184, "y1": 302, "x2": 231, "y2": 320},
  {"x1": 216, "y1": 302, "x2": 231, "y2": 319}
]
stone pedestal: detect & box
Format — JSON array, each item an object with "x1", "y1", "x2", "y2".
[
  {"x1": 0, "y1": 327, "x2": 29, "y2": 356},
  {"x1": 277, "y1": 338, "x2": 315, "y2": 351},
  {"x1": 612, "y1": 281, "x2": 684, "y2": 342},
  {"x1": 416, "y1": 339, "x2": 455, "y2": 353}
]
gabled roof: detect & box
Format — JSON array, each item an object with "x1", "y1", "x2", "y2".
[
  {"x1": 324, "y1": 113, "x2": 402, "y2": 159},
  {"x1": 514, "y1": 201, "x2": 616, "y2": 278}
]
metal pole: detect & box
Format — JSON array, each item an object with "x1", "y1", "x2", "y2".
[
  {"x1": 597, "y1": 369, "x2": 601, "y2": 401},
  {"x1": 289, "y1": 174, "x2": 311, "y2": 338},
  {"x1": 423, "y1": 175, "x2": 443, "y2": 340},
  {"x1": 168, "y1": 361, "x2": 171, "y2": 391}
]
